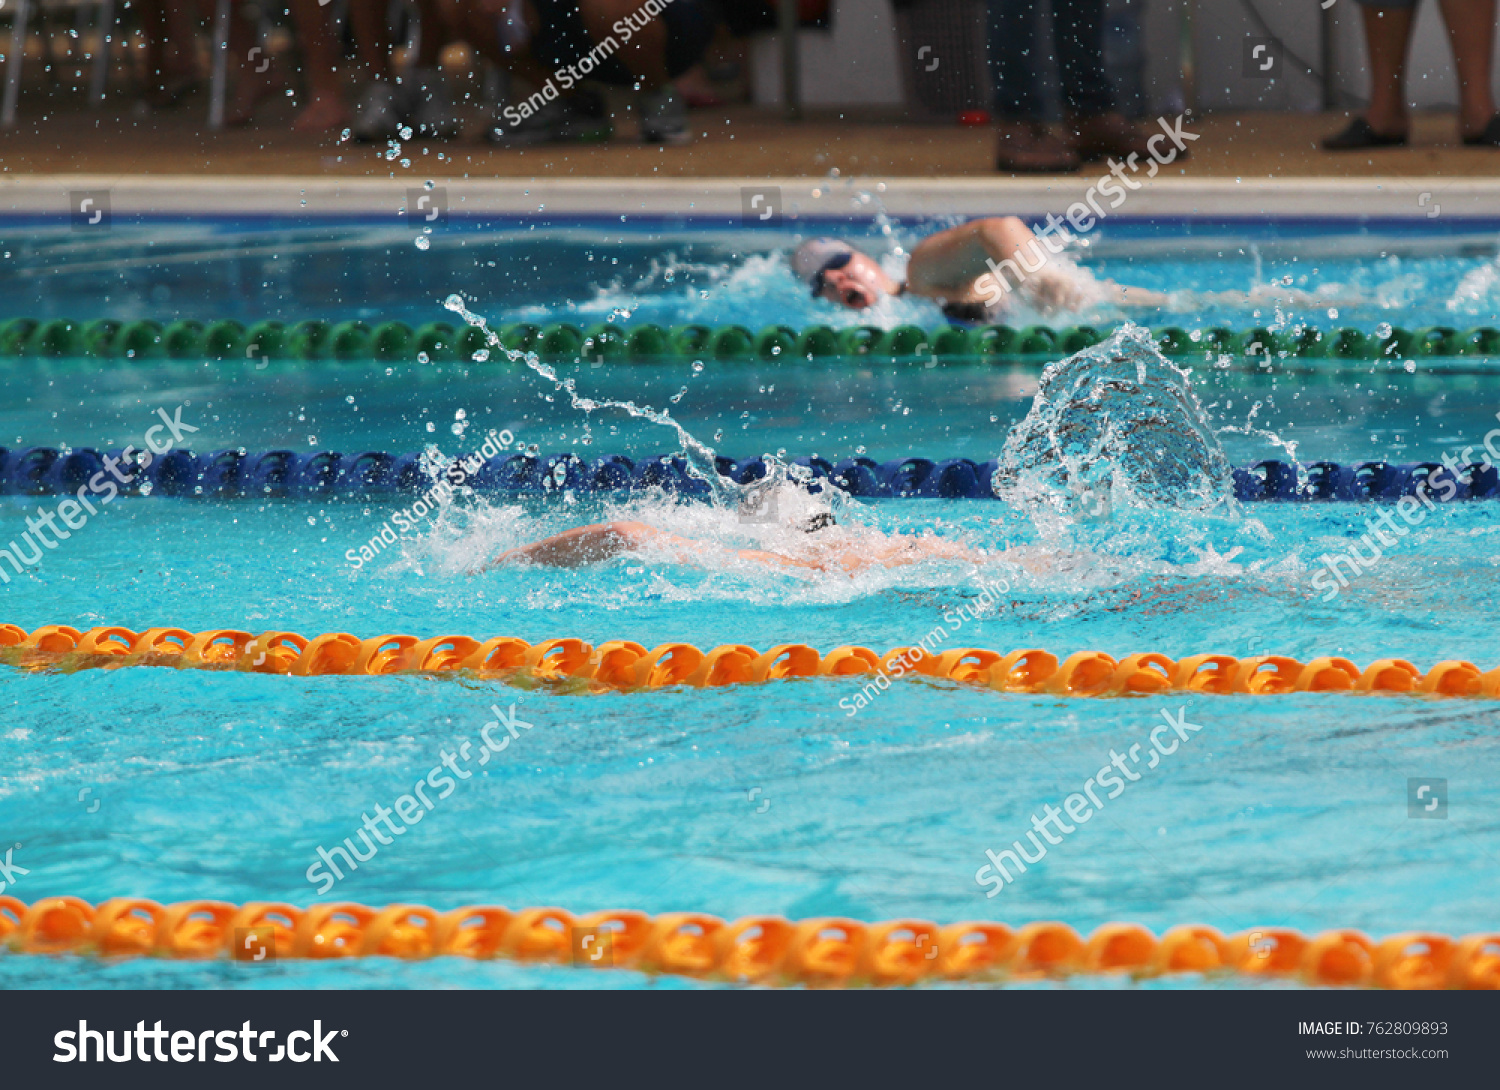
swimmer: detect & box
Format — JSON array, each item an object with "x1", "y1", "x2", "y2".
[
  {"x1": 480, "y1": 512, "x2": 987, "y2": 576},
  {"x1": 792, "y1": 220, "x2": 1357, "y2": 322},
  {"x1": 791, "y1": 219, "x2": 1169, "y2": 322}
]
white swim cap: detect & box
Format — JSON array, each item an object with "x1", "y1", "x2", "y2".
[{"x1": 790, "y1": 238, "x2": 858, "y2": 294}]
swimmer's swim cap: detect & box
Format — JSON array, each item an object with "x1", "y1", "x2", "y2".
[{"x1": 790, "y1": 238, "x2": 858, "y2": 296}]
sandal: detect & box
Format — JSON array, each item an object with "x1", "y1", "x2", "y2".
[
  {"x1": 1323, "y1": 117, "x2": 1407, "y2": 150},
  {"x1": 1462, "y1": 114, "x2": 1500, "y2": 146}
]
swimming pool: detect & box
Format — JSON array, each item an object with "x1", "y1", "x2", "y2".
[{"x1": 2, "y1": 213, "x2": 1499, "y2": 989}]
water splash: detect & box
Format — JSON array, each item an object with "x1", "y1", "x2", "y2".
[
  {"x1": 444, "y1": 293, "x2": 736, "y2": 504},
  {"x1": 442, "y1": 294, "x2": 836, "y2": 522},
  {"x1": 993, "y1": 324, "x2": 1233, "y2": 518}
]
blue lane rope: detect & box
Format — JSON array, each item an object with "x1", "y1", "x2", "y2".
[{"x1": 0, "y1": 447, "x2": 1496, "y2": 502}]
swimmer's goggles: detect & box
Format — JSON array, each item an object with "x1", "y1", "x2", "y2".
[{"x1": 808, "y1": 251, "x2": 853, "y2": 298}]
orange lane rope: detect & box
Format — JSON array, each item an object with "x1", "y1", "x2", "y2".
[
  {"x1": 3, "y1": 624, "x2": 1500, "y2": 697},
  {"x1": 1, "y1": 897, "x2": 1494, "y2": 989}
]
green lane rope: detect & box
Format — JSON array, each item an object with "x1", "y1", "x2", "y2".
[{"x1": 2, "y1": 317, "x2": 1498, "y2": 362}]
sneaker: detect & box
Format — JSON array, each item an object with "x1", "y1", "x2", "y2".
[
  {"x1": 639, "y1": 85, "x2": 690, "y2": 146},
  {"x1": 403, "y1": 67, "x2": 460, "y2": 140},
  {"x1": 352, "y1": 81, "x2": 401, "y2": 143},
  {"x1": 489, "y1": 94, "x2": 613, "y2": 146}
]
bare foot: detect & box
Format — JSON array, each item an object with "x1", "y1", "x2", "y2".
[{"x1": 293, "y1": 91, "x2": 354, "y2": 133}]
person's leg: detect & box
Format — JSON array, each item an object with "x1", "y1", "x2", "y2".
[
  {"x1": 455, "y1": 0, "x2": 559, "y2": 86},
  {"x1": 987, "y1": 0, "x2": 1080, "y2": 171},
  {"x1": 575, "y1": 0, "x2": 669, "y2": 87},
  {"x1": 1362, "y1": 6, "x2": 1416, "y2": 135},
  {"x1": 138, "y1": 0, "x2": 201, "y2": 104},
  {"x1": 1322, "y1": 2, "x2": 1415, "y2": 147},
  {"x1": 1050, "y1": 0, "x2": 1151, "y2": 161},
  {"x1": 288, "y1": 0, "x2": 354, "y2": 130},
  {"x1": 488, "y1": 522, "x2": 655, "y2": 568},
  {"x1": 1436, "y1": 0, "x2": 1497, "y2": 136},
  {"x1": 413, "y1": 0, "x2": 450, "y2": 68},
  {"x1": 222, "y1": 0, "x2": 282, "y2": 125},
  {"x1": 350, "y1": 0, "x2": 395, "y2": 82},
  {"x1": 1051, "y1": 0, "x2": 1114, "y2": 118},
  {"x1": 987, "y1": 0, "x2": 1042, "y2": 122}
]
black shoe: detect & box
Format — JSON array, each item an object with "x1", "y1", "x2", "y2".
[
  {"x1": 1323, "y1": 117, "x2": 1408, "y2": 150},
  {"x1": 1462, "y1": 114, "x2": 1500, "y2": 146}
]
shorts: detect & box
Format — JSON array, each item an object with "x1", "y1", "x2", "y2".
[{"x1": 530, "y1": 0, "x2": 720, "y2": 84}]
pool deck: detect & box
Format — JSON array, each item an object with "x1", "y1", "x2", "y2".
[
  {"x1": 4, "y1": 174, "x2": 1499, "y2": 219},
  {"x1": 3, "y1": 103, "x2": 1499, "y2": 217}
]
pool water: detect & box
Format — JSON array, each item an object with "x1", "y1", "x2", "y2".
[{"x1": 2, "y1": 216, "x2": 1499, "y2": 989}]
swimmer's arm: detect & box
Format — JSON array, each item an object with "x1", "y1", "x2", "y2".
[
  {"x1": 833, "y1": 534, "x2": 988, "y2": 572},
  {"x1": 1100, "y1": 281, "x2": 1172, "y2": 308},
  {"x1": 733, "y1": 547, "x2": 827, "y2": 572},
  {"x1": 481, "y1": 521, "x2": 696, "y2": 570},
  {"x1": 907, "y1": 216, "x2": 1051, "y2": 297}
]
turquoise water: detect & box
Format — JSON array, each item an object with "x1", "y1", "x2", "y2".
[
  {"x1": 3, "y1": 220, "x2": 1500, "y2": 989},
  {"x1": 6, "y1": 215, "x2": 1500, "y2": 331}
]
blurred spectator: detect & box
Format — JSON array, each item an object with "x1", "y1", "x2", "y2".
[
  {"x1": 1324, "y1": 0, "x2": 1498, "y2": 148},
  {"x1": 986, "y1": 0, "x2": 1147, "y2": 172},
  {"x1": 134, "y1": 0, "x2": 207, "y2": 108},
  {"x1": 403, "y1": 0, "x2": 732, "y2": 145},
  {"x1": 226, "y1": 0, "x2": 352, "y2": 131},
  {"x1": 350, "y1": 0, "x2": 461, "y2": 140}
]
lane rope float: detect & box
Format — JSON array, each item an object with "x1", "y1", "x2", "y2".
[
  {"x1": 3, "y1": 317, "x2": 1497, "y2": 362},
  {"x1": 3, "y1": 446, "x2": 1496, "y2": 502},
  {"x1": 2, "y1": 897, "x2": 1494, "y2": 988},
  {"x1": 4, "y1": 625, "x2": 1500, "y2": 698}
]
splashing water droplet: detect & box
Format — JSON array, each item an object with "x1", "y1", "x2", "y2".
[
  {"x1": 1327, "y1": 307, "x2": 1339, "y2": 320},
  {"x1": 417, "y1": 351, "x2": 430, "y2": 364},
  {"x1": 994, "y1": 325, "x2": 1233, "y2": 517},
  {"x1": 414, "y1": 236, "x2": 430, "y2": 250},
  {"x1": 424, "y1": 179, "x2": 435, "y2": 190},
  {"x1": 472, "y1": 350, "x2": 489, "y2": 362},
  {"x1": 1375, "y1": 322, "x2": 1393, "y2": 338}
]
